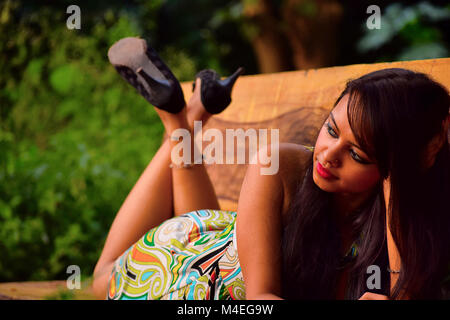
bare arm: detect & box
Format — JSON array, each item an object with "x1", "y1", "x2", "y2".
[
  {"x1": 237, "y1": 158, "x2": 284, "y2": 298},
  {"x1": 236, "y1": 143, "x2": 309, "y2": 299},
  {"x1": 383, "y1": 178, "x2": 403, "y2": 297},
  {"x1": 355, "y1": 178, "x2": 404, "y2": 300}
]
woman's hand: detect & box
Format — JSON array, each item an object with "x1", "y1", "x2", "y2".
[{"x1": 358, "y1": 292, "x2": 389, "y2": 300}]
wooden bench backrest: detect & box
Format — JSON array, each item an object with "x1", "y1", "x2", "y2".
[{"x1": 179, "y1": 58, "x2": 450, "y2": 211}]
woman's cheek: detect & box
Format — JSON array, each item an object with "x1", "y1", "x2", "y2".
[
  {"x1": 344, "y1": 167, "x2": 380, "y2": 192},
  {"x1": 314, "y1": 127, "x2": 327, "y2": 150}
]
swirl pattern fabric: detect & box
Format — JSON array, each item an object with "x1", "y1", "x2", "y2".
[{"x1": 107, "y1": 209, "x2": 245, "y2": 300}]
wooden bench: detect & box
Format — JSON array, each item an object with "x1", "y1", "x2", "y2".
[
  {"x1": 184, "y1": 57, "x2": 450, "y2": 212},
  {"x1": 1, "y1": 57, "x2": 449, "y2": 299}
]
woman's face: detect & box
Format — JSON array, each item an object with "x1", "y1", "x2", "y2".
[{"x1": 313, "y1": 94, "x2": 381, "y2": 195}]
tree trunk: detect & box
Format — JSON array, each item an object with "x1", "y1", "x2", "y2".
[
  {"x1": 242, "y1": 0, "x2": 293, "y2": 73},
  {"x1": 282, "y1": 0, "x2": 343, "y2": 70},
  {"x1": 241, "y1": 0, "x2": 343, "y2": 72}
]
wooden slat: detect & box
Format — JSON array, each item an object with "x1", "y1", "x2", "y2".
[
  {"x1": 182, "y1": 58, "x2": 450, "y2": 124},
  {"x1": 0, "y1": 280, "x2": 95, "y2": 300}
]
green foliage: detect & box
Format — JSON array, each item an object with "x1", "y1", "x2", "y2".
[
  {"x1": 0, "y1": 1, "x2": 171, "y2": 281},
  {"x1": 294, "y1": 0, "x2": 318, "y2": 18},
  {"x1": 0, "y1": 0, "x2": 247, "y2": 283},
  {"x1": 357, "y1": 1, "x2": 450, "y2": 61},
  {"x1": 44, "y1": 288, "x2": 75, "y2": 300}
]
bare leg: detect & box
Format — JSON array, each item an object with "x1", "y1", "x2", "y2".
[
  {"x1": 151, "y1": 77, "x2": 219, "y2": 216},
  {"x1": 92, "y1": 78, "x2": 219, "y2": 298},
  {"x1": 170, "y1": 78, "x2": 220, "y2": 216}
]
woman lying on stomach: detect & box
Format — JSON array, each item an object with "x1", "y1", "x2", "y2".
[{"x1": 93, "y1": 37, "x2": 450, "y2": 300}]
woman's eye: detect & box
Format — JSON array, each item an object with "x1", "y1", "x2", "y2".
[
  {"x1": 326, "y1": 123, "x2": 338, "y2": 138},
  {"x1": 350, "y1": 149, "x2": 369, "y2": 164}
]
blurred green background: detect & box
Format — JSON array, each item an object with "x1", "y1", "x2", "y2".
[{"x1": 0, "y1": 0, "x2": 449, "y2": 282}]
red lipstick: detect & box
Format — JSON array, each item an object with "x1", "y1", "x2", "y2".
[{"x1": 316, "y1": 162, "x2": 337, "y2": 179}]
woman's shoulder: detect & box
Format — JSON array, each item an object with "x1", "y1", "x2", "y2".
[
  {"x1": 249, "y1": 142, "x2": 312, "y2": 216},
  {"x1": 255, "y1": 142, "x2": 312, "y2": 177},
  {"x1": 242, "y1": 142, "x2": 312, "y2": 225},
  {"x1": 278, "y1": 142, "x2": 312, "y2": 173}
]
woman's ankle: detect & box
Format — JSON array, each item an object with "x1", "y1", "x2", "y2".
[
  {"x1": 158, "y1": 106, "x2": 190, "y2": 133},
  {"x1": 164, "y1": 120, "x2": 191, "y2": 137},
  {"x1": 187, "y1": 111, "x2": 212, "y2": 130}
]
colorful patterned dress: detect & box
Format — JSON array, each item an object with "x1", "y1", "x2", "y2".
[{"x1": 107, "y1": 209, "x2": 245, "y2": 300}]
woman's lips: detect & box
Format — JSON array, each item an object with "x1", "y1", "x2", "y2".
[{"x1": 316, "y1": 161, "x2": 338, "y2": 179}]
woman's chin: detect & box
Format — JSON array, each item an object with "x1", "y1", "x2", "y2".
[{"x1": 313, "y1": 170, "x2": 338, "y2": 193}]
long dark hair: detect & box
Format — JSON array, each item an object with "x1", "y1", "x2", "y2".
[{"x1": 282, "y1": 68, "x2": 450, "y2": 300}]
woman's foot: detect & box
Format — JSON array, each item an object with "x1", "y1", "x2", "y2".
[
  {"x1": 155, "y1": 104, "x2": 190, "y2": 137},
  {"x1": 192, "y1": 67, "x2": 244, "y2": 115},
  {"x1": 185, "y1": 67, "x2": 244, "y2": 128},
  {"x1": 155, "y1": 78, "x2": 208, "y2": 136},
  {"x1": 186, "y1": 78, "x2": 213, "y2": 126}
]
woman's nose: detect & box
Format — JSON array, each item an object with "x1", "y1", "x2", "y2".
[{"x1": 323, "y1": 145, "x2": 341, "y2": 168}]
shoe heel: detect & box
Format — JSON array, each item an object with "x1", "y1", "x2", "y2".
[
  {"x1": 219, "y1": 67, "x2": 245, "y2": 94},
  {"x1": 136, "y1": 67, "x2": 170, "y2": 88},
  {"x1": 108, "y1": 37, "x2": 185, "y2": 114},
  {"x1": 193, "y1": 67, "x2": 244, "y2": 114}
]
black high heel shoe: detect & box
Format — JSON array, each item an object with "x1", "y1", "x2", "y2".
[
  {"x1": 108, "y1": 37, "x2": 185, "y2": 114},
  {"x1": 192, "y1": 67, "x2": 244, "y2": 114}
]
